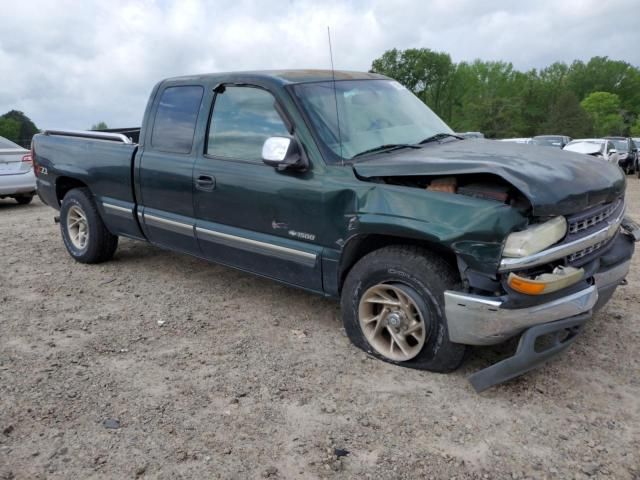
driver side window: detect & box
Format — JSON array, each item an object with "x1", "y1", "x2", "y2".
[{"x1": 206, "y1": 86, "x2": 289, "y2": 162}]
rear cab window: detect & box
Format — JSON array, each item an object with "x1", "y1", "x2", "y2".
[{"x1": 151, "y1": 85, "x2": 204, "y2": 154}]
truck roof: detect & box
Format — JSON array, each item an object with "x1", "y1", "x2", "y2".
[{"x1": 163, "y1": 69, "x2": 388, "y2": 86}]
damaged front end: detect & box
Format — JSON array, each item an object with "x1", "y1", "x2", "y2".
[
  {"x1": 354, "y1": 167, "x2": 638, "y2": 392},
  {"x1": 445, "y1": 194, "x2": 637, "y2": 392}
]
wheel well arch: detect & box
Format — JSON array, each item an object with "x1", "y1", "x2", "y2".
[
  {"x1": 337, "y1": 233, "x2": 458, "y2": 293},
  {"x1": 55, "y1": 177, "x2": 88, "y2": 205}
]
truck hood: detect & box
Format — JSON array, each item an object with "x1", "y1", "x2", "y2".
[{"x1": 352, "y1": 139, "x2": 625, "y2": 216}]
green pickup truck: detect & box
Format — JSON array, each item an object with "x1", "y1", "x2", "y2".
[{"x1": 32, "y1": 70, "x2": 638, "y2": 391}]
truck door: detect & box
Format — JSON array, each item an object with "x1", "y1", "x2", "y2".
[
  {"x1": 192, "y1": 85, "x2": 324, "y2": 292},
  {"x1": 137, "y1": 85, "x2": 204, "y2": 255}
]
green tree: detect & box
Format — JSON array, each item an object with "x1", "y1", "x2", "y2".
[
  {"x1": 448, "y1": 60, "x2": 527, "y2": 137},
  {"x1": 630, "y1": 117, "x2": 640, "y2": 136},
  {"x1": 0, "y1": 111, "x2": 39, "y2": 147},
  {"x1": 580, "y1": 92, "x2": 624, "y2": 136},
  {"x1": 91, "y1": 121, "x2": 109, "y2": 130},
  {"x1": 0, "y1": 117, "x2": 21, "y2": 142},
  {"x1": 370, "y1": 49, "x2": 640, "y2": 138},
  {"x1": 371, "y1": 48, "x2": 455, "y2": 120},
  {"x1": 543, "y1": 91, "x2": 593, "y2": 137}
]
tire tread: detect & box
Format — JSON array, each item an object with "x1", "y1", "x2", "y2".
[
  {"x1": 341, "y1": 244, "x2": 467, "y2": 373},
  {"x1": 61, "y1": 188, "x2": 118, "y2": 263}
]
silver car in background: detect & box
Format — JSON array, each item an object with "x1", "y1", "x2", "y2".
[{"x1": 0, "y1": 136, "x2": 36, "y2": 204}]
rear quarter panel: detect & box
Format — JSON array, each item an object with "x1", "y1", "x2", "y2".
[{"x1": 33, "y1": 134, "x2": 143, "y2": 238}]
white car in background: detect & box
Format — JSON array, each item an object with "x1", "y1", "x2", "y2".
[
  {"x1": 498, "y1": 138, "x2": 533, "y2": 144},
  {"x1": 0, "y1": 135, "x2": 36, "y2": 204},
  {"x1": 563, "y1": 139, "x2": 619, "y2": 164}
]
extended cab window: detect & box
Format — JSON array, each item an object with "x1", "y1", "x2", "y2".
[
  {"x1": 151, "y1": 86, "x2": 204, "y2": 154},
  {"x1": 207, "y1": 86, "x2": 288, "y2": 161}
]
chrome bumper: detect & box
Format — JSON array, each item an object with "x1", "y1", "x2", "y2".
[{"x1": 445, "y1": 259, "x2": 630, "y2": 346}]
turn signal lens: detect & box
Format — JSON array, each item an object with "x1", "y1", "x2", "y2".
[
  {"x1": 507, "y1": 266, "x2": 584, "y2": 295},
  {"x1": 507, "y1": 275, "x2": 546, "y2": 295},
  {"x1": 503, "y1": 216, "x2": 567, "y2": 258}
]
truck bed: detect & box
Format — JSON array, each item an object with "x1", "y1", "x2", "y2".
[{"x1": 33, "y1": 129, "x2": 144, "y2": 240}]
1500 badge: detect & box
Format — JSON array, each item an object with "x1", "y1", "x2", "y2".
[{"x1": 288, "y1": 230, "x2": 316, "y2": 241}]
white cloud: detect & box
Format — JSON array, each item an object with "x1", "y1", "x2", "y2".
[{"x1": 0, "y1": 0, "x2": 638, "y2": 129}]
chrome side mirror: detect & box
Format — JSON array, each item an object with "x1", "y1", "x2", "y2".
[{"x1": 262, "y1": 136, "x2": 308, "y2": 171}]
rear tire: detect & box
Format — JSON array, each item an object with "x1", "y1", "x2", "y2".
[
  {"x1": 60, "y1": 188, "x2": 118, "y2": 263},
  {"x1": 15, "y1": 195, "x2": 33, "y2": 205},
  {"x1": 340, "y1": 245, "x2": 467, "y2": 373}
]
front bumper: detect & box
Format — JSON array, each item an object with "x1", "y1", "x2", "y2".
[
  {"x1": 455, "y1": 257, "x2": 630, "y2": 393},
  {"x1": 446, "y1": 223, "x2": 635, "y2": 346},
  {"x1": 446, "y1": 223, "x2": 637, "y2": 392},
  {"x1": 445, "y1": 259, "x2": 629, "y2": 346},
  {"x1": 467, "y1": 314, "x2": 590, "y2": 393}
]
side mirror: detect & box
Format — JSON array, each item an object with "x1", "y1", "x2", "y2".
[
  {"x1": 262, "y1": 136, "x2": 308, "y2": 171},
  {"x1": 610, "y1": 149, "x2": 617, "y2": 154}
]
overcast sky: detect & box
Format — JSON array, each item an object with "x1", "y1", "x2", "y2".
[{"x1": 1, "y1": 0, "x2": 639, "y2": 130}]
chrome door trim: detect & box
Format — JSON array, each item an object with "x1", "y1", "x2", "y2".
[
  {"x1": 102, "y1": 202, "x2": 133, "y2": 218},
  {"x1": 195, "y1": 226, "x2": 317, "y2": 266},
  {"x1": 144, "y1": 213, "x2": 194, "y2": 235}
]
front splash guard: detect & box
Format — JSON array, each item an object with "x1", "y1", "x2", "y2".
[{"x1": 468, "y1": 313, "x2": 591, "y2": 393}]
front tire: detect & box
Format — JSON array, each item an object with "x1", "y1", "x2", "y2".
[
  {"x1": 60, "y1": 188, "x2": 118, "y2": 263},
  {"x1": 340, "y1": 245, "x2": 467, "y2": 373}
]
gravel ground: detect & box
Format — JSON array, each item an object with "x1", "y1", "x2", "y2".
[{"x1": 1, "y1": 182, "x2": 639, "y2": 480}]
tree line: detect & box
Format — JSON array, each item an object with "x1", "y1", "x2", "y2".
[
  {"x1": 2, "y1": 52, "x2": 640, "y2": 146},
  {"x1": 0, "y1": 111, "x2": 110, "y2": 148},
  {"x1": 0, "y1": 111, "x2": 39, "y2": 148},
  {"x1": 371, "y1": 49, "x2": 640, "y2": 138}
]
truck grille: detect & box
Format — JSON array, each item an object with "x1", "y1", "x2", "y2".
[
  {"x1": 567, "y1": 240, "x2": 608, "y2": 262},
  {"x1": 567, "y1": 200, "x2": 620, "y2": 235},
  {"x1": 564, "y1": 198, "x2": 624, "y2": 266}
]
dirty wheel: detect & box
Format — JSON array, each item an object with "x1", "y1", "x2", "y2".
[
  {"x1": 341, "y1": 245, "x2": 467, "y2": 372},
  {"x1": 60, "y1": 188, "x2": 118, "y2": 263},
  {"x1": 359, "y1": 283, "x2": 427, "y2": 362},
  {"x1": 67, "y1": 205, "x2": 89, "y2": 250}
]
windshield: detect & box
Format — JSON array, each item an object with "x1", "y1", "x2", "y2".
[
  {"x1": 610, "y1": 139, "x2": 627, "y2": 151},
  {"x1": 533, "y1": 136, "x2": 563, "y2": 147},
  {"x1": 293, "y1": 79, "x2": 454, "y2": 162},
  {"x1": 564, "y1": 141, "x2": 604, "y2": 155}
]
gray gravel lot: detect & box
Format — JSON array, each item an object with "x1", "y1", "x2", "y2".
[{"x1": 1, "y1": 183, "x2": 639, "y2": 479}]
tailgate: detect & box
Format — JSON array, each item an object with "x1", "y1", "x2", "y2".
[{"x1": 0, "y1": 149, "x2": 31, "y2": 175}]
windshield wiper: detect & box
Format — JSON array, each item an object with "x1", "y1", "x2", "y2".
[
  {"x1": 351, "y1": 143, "x2": 421, "y2": 159},
  {"x1": 418, "y1": 133, "x2": 462, "y2": 144}
]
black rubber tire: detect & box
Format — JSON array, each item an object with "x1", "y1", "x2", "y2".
[
  {"x1": 15, "y1": 195, "x2": 34, "y2": 205},
  {"x1": 340, "y1": 245, "x2": 467, "y2": 373},
  {"x1": 60, "y1": 188, "x2": 118, "y2": 263}
]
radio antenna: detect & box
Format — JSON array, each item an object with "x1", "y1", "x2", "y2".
[{"x1": 327, "y1": 26, "x2": 344, "y2": 164}]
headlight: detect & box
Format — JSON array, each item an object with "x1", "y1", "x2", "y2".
[{"x1": 503, "y1": 216, "x2": 567, "y2": 258}]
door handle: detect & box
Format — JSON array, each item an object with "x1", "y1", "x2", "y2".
[{"x1": 195, "y1": 174, "x2": 215, "y2": 191}]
